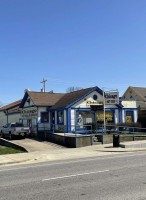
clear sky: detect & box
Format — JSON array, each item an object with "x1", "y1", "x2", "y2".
[{"x1": 0, "y1": 0, "x2": 146, "y2": 105}]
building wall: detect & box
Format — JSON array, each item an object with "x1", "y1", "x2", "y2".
[
  {"x1": 8, "y1": 113, "x2": 22, "y2": 124},
  {"x1": 0, "y1": 111, "x2": 21, "y2": 129},
  {"x1": 0, "y1": 111, "x2": 7, "y2": 128},
  {"x1": 37, "y1": 107, "x2": 50, "y2": 131},
  {"x1": 115, "y1": 109, "x2": 119, "y2": 124},
  {"x1": 71, "y1": 109, "x2": 75, "y2": 131},
  {"x1": 121, "y1": 100, "x2": 137, "y2": 108},
  {"x1": 134, "y1": 110, "x2": 138, "y2": 122},
  {"x1": 73, "y1": 91, "x2": 103, "y2": 108},
  {"x1": 122, "y1": 110, "x2": 125, "y2": 123},
  {"x1": 22, "y1": 96, "x2": 37, "y2": 133}
]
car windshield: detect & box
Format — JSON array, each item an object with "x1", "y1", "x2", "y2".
[{"x1": 11, "y1": 123, "x2": 24, "y2": 127}]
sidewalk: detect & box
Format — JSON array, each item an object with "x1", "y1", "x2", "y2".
[{"x1": 1, "y1": 143, "x2": 146, "y2": 166}]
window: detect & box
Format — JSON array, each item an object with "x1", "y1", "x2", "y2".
[
  {"x1": 11, "y1": 123, "x2": 24, "y2": 127},
  {"x1": 97, "y1": 111, "x2": 114, "y2": 123},
  {"x1": 57, "y1": 111, "x2": 64, "y2": 124},
  {"x1": 41, "y1": 112, "x2": 49, "y2": 123},
  {"x1": 76, "y1": 111, "x2": 95, "y2": 126},
  {"x1": 93, "y1": 94, "x2": 98, "y2": 100},
  {"x1": 126, "y1": 111, "x2": 133, "y2": 123}
]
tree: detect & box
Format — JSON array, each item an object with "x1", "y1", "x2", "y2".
[{"x1": 66, "y1": 86, "x2": 83, "y2": 93}]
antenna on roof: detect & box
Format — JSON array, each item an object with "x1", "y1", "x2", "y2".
[{"x1": 40, "y1": 78, "x2": 47, "y2": 92}]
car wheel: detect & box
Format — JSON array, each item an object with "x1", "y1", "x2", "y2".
[
  {"x1": 9, "y1": 132, "x2": 12, "y2": 140},
  {"x1": 0, "y1": 131, "x2": 4, "y2": 138}
]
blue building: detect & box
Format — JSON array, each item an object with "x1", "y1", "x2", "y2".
[{"x1": 19, "y1": 86, "x2": 138, "y2": 134}]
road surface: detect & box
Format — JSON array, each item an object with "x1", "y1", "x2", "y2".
[{"x1": 0, "y1": 152, "x2": 146, "y2": 200}]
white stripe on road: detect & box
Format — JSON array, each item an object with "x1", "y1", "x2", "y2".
[{"x1": 42, "y1": 170, "x2": 109, "y2": 181}]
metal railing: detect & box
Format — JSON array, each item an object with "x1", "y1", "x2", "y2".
[
  {"x1": 37, "y1": 123, "x2": 146, "y2": 145},
  {"x1": 100, "y1": 124, "x2": 146, "y2": 144},
  {"x1": 37, "y1": 123, "x2": 93, "y2": 147}
]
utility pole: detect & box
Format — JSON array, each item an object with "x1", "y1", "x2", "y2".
[
  {"x1": 40, "y1": 78, "x2": 47, "y2": 92},
  {"x1": 103, "y1": 87, "x2": 106, "y2": 131}
]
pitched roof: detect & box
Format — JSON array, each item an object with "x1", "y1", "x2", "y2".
[
  {"x1": 27, "y1": 91, "x2": 65, "y2": 106},
  {"x1": 123, "y1": 86, "x2": 146, "y2": 101},
  {"x1": 51, "y1": 87, "x2": 100, "y2": 109},
  {"x1": 0, "y1": 99, "x2": 22, "y2": 111},
  {"x1": 131, "y1": 87, "x2": 146, "y2": 101},
  {"x1": 137, "y1": 101, "x2": 146, "y2": 110}
]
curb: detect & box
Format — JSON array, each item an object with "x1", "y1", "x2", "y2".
[{"x1": 0, "y1": 158, "x2": 31, "y2": 166}]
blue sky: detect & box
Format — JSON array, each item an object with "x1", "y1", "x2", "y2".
[{"x1": 0, "y1": 0, "x2": 146, "y2": 105}]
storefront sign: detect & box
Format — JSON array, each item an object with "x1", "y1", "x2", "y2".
[
  {"x1": 105, "y1": 91, "x2": 119, "y2": 105},
  {"x1": 86, "y1": 101, "x2": 103, "y2": 107},
  {"x1": 21, "y1": 108, "x2": 37, "y2": 119},
  {"x1": 91, "y1": 105, "x2": 103, "y2": 111}
]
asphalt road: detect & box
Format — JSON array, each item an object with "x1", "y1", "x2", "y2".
[{"x1": 0, "y1": 152, "x2": 146, "y2": 200}]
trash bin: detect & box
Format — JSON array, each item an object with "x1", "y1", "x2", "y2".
[{"x1": 113, "y1": 134, "x2": 120, "y2": 147}]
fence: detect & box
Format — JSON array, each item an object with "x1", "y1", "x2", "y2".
[
  {"x1": 37, "y1": 123, "x2": 93, "y2": 147},
  {"x1": 37, "y1": 123, "x2": 146, "y2": 145},
  {"x1": 100, "y1": 124, "x2": 146, "y2": 144}
]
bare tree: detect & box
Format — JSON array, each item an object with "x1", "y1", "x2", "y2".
[{"x1": 66, "y1": 86, "x2": 83, "y2": 93}]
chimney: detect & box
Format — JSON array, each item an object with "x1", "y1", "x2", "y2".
[{"x1": 24, "y1": 88, "x2": 30, "y2": 93}]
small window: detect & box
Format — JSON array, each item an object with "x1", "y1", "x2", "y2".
[
  {"x1": 93, "y1": 94, "x2": 98, "y2": 100},
  {"x1": 57, "y1": 111, "x2": 64, "y2": 124},
  {"x1": 126, "y1": 111, "x2": 133, "y2": 123},
  {"x1": 41, "y1": 112, "x2": 49, "y2": 123}
]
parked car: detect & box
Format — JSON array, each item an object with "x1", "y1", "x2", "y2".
[{"x1": 0, "y1": 122, "x2": 30, "y2": 139}]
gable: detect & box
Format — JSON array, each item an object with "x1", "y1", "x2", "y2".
[
  {"x1": 122, "y1": 87, "x2": 136, "y2": 99},
  {"x1": 72, "y1": 90, "x2": 103, "y2": 108},
  {"x1": 23, "y1": 95, "x2": 35, "y2": 107},
  {"x1": 122, "y1": 87, "x2": 146, "y2": 101}
]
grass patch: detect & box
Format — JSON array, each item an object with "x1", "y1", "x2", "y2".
[{"x1": 0, "y1": 145, "x2": 24, "y2": 155}]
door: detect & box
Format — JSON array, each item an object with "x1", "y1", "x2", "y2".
[{"x1": 27, "y1": 119, "x2": 32, "y2": 130}]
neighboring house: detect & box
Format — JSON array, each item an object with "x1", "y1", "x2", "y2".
[
  {"x1": 0, "y1": 99, "x2": 22, "y2": 128},
  {"x1": 122, "y1": 86, "x2": 146, "y2": 127},
  {"x1": 20, "y1": 86, "x2": 138, "y2": 135}
]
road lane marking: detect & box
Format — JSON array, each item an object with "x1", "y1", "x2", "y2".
[
  {"x1": 0, "y1": 152, "x2": 146, "y2": 172},
  {"x1": 42, "y1": 170, "x2": 110, "y2": 181}
]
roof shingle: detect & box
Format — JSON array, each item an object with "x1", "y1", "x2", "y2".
[
  {"x1": 27, "y1": 91, "x2": 65, "y2": 106},
  {"x1": 51, "y1": 87, "x2": 97, "y2": 109},
  {"x1": 0, "y1": 99, "x2": 22, "y2": 111}
]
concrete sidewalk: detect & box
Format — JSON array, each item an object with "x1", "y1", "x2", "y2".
[
  {"x1": 1, "y1": 143, "x2": 146, "y2": 166},
  {"x1": 120, "y1": 140, "x2": 146, "y2": 148}
]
